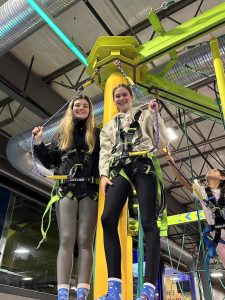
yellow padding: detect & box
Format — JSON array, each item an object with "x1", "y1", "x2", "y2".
[
  {"x1": 47, "y1": 175, "x2": 68, "y2": 180},
  {"x1": 128, "y1": 150, "x2": 150, "y2": 156},
  {"x1": 94, "y1": 73, "x2": 133, "y2": 300}
]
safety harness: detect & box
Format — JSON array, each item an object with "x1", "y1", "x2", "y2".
[
  {"x1": 37, "y1": 149, "x2": 99, "y2": 249},
  {"x1": 200, "y1": 186, "x2": 225, "y2": 270},
  {"x1": 203, "y1": 187, "x2": 225, "y2": 245},
  {"x1": 109, "y1": 109, "x2": 168, "y2": 237}
]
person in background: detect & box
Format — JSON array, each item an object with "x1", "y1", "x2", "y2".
[{"x1": 167, "y1": 155, "x2": 225, "y2": 268}]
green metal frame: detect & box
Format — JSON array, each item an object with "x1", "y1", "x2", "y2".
[
  {"x1": 128, "y1": 210, "x2": 206, "y2": 233},
  {"x1": 135, "y1": 3, "x2": 225, "y2": 64},
  {"x1": 140, "y1": 73, "x2": 221, "y2": 121},
  {"x1": 86, "y1": 3, "x2": 225, "y2": 122}
]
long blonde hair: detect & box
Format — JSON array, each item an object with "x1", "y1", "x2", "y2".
[{"x1": 56, "y1": 95, "x2": 96, "y2": 153}]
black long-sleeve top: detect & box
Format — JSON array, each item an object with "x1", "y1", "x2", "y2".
[{"x1": 34, "y1": 120, "x2": 100, "y2": 180}]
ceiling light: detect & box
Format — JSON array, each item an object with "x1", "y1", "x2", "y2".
[
  {"x1": 22, "y1": 277, "x2": 33, "y2": 281},
  {"x1": 14, "y1": 248, "x2": 30, "y2": 254},
  {"x1": 211, "y1": 272, "x2": 223, "y2": 278},
  {"x1": 70, "y1": 286, "x2": 77, "y2": 291},
  {"x1": 171, "y1": 276, "x2": 180, "y2": 281},
  {"x1": 167, "y1": 128, "x2": 178, "y2": 141},
  {"x1": 27, "y1": 0, "x2": 88, "y2": 66}
]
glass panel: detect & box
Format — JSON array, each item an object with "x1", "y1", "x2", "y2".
[
  {"x1": 164, "y1": 266, "x2": 192, "y2": 300},
  {"x1": 0, "y1": 194, "x2": 81, "y2": 298}
]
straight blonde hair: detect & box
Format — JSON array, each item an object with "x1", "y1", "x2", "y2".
[{"x1": 56, "y1": 95, "x2": 96, "y2": 153}]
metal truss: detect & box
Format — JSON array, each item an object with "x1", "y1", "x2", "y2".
[
  {"x1": 0, "y1": 97, "x2": 24, "y2": 129},
  {"x1": 42, "y1": 0, "x2": 198, "y2": 83}
]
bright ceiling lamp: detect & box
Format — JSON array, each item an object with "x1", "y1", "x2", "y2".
[
  {"x1": 22, "y1": 277, "x2": 33, "y2": 281},
  {"x1": 210, "y1": 272, "x2": 223, "y2": 278},
  {"x1": 171, "y1": 276, "x2": 180, "y2": 281},
  {"x1": 167, "y1": 127, "x2": 178, "y2": 141},
  {"x1": 14, "y1": 248, "x2": 30, "y2": 254},
  {"x1": 27, "y1": 0, "x2": 88, "y2": 66}
]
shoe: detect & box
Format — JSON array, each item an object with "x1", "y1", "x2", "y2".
[
  {"x1": 58, "y1": 288, "x2": 69, "y2": 300},
  {"x1": 77, "y1": 287, "x2": 89, "y2": 300},
  {"x1": 136, "y1": 283, "x2": 155, "y2": 300},
  {"x1": 96, "y1": 279, "x2": 121, "y2": 300}
]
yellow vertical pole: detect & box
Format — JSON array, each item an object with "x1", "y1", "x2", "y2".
[
  {"x1": 210, "y1": 37, "x2": 225, "y2": 120},
  {"x1": 94, "y1": 73, "x2": 133, "y2": 300}
]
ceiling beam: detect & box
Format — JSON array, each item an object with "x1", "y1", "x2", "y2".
[
  {"x1": 0, "y1": 53, "x2": 66, "y2": 118},
  {"x1": 161, "y1": 145, "x2": 225, "y2": 169},
  {"x1": 0, "y1": 97, "x2": 14, "y2": 108},
  {"x1": 43, "y1": 0, "x2": 198, "y2": 83},
  {"x1": 160, "y1": 101, "x2": 215, "y2": 169},
  {"x1": 121, "y1": 0, "x2": 198, "y2": 36},
  {"x1": 83, "y1": 0, "x2": 113, "y2": 36}
]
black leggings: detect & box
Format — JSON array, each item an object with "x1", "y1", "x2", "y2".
[{"x1": 101, "y1": 160, "x2": 160, "y2": 285}]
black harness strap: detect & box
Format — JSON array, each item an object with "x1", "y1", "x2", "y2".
[{"x1": 111, "y1": 109, "x2": 143, "y2": 155}]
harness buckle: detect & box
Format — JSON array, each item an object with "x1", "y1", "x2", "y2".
[{"x1": 69, "y1": 164, "x2": 83, "y2": 178}]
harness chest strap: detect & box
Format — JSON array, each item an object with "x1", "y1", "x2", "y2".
[{"x1": 111, "y1": 110, "x2": 143, "y2": 154}]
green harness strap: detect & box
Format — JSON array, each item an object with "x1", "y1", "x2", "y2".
[
  {"x1": 150, "y1": 154, "x2": 168, "y2": 237},
  {"x1": 37, "y1": 180, "x2": 74, "y2": 249},
  {"x1": 110, "y1": 153, "x2": 168, "y2": 237}
]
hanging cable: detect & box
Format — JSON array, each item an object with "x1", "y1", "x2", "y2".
[{"x1": 182, "y1": 109, "x2": 214, "y2": 300}]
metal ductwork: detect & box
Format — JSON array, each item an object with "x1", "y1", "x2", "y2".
[
  {"x1": 0, "y1": 0, "x2": 81, "y2": 57},
  {"x1": 160, "y1": 238, "x2": 201, "y2": 299},
  {"x1": 151, "y1": 35, "x2": 225, "y2": 87},
  {"x1": 6, "y1": 94, "x2": 104, "y2": 187}
]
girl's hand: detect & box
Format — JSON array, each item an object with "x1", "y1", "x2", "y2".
[
  {"x1": 32, "y1": 126, "x2": 43, "y2": 144},
  {"x1": 148, "y1": 100, "x2": 158, "y2": 112},
  {"x1": 101, "y1": 176, "x2": 113, "y2": 196},
  {"x1": 165, "y1": 155, "x2": 174, "y2": 163}
]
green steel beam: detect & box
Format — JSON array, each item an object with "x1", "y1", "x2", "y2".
[
  {"x1": 147, "y1": 9, "x2": 178, "y2": 75},
  {"x1": 135, "y1": 2, "x2": 225, "y2": 64},
  {"x1": 85, "y1": 4, "x2": 225, "y2": 122},
  {"x1": 128, "y1": 210, "x2": 205, "y2": 235},
  {"x1": 140, "y1": 73, "x2": 221, "y2": 121},
  {"x1": 160, "y1": 210, "x2": 205, "y2": 227}
]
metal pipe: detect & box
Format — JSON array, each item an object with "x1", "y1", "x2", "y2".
[{"x1": 0, "y1": 0, "x2": 81, "y2": 57}]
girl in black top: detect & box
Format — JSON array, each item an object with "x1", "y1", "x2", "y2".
[{"x1": 33, "y1": 95, "x2": 100, "y2": 300}]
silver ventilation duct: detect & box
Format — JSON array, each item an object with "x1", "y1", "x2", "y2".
[
  {"x1": 0, "y1": 0, "x2": 81, "y2": 57},
  {"x1": 151, "y1": 35, "x2": 225, "y2": 86},
  {"x1": 160, "y1": 238, "x2": 201, "y2": 300}
]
